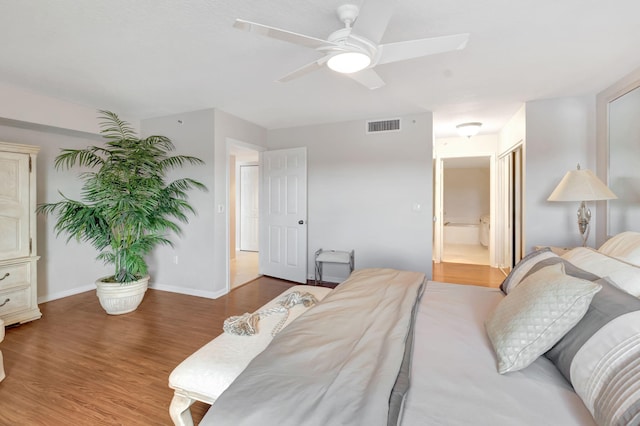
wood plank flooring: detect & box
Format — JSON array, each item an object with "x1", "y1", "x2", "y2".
[
  {"x1": 0, "y1": 264, "x2": 501, "y2": 425},
  {"x1": 0, "y1": 277, "x2": 296, "y2": 425},
  {"x1": 432, "y1": 262, "x2": 507, "y2": 288}
]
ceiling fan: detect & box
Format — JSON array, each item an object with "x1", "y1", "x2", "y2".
[{"x1": 233, "y1": 0, "x2": 469, "y2": 90}]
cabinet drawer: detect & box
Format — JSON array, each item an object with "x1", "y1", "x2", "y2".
[
  {"x1": 0, "y1": 287, "x2": 30, "y2": 316},
  {"x1": 0, "y1": 262, "x2": 30, "y2": 290}
]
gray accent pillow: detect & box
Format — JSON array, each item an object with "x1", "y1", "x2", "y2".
[
  {"x1": 523, "y1": 257, "x2": 601, "y2": 282},
  {"x1": 545, "y1": 277, "x2": 640, "y2": 383},
  {"x1": 500, "y1": 248, "x2": 600, "y2": 294},
  {"x1": 500, "y1": 248, "x2": 554, "y2": 294}
]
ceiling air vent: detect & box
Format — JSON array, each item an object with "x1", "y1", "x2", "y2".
[{"x1": 366, "y1": 118, "x2": 401, "y2": 134}]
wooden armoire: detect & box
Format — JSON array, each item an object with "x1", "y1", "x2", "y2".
[{"x1": 0, "y1": 142, "x2": 41, "y2": 325}]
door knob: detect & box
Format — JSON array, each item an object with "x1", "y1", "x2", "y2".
[{"x1": 298, "y1": 220, "x2": 304, "y2": 225}]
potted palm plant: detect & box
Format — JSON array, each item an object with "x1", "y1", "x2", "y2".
[{"x1": 37, "y1": 110, "x2": 206, "y2": 314}]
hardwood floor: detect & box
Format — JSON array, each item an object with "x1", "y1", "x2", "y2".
[
  {"x1": 432, "y1": 262, "x2": 507, "y2": 288},
  {"x1": 0, "y1": 277, "x2": 296, "y2": 425},
  {"x1": 0, "y1": 265, "x2": 502, "y2": 425}
]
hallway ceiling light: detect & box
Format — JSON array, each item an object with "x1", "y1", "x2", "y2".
[{"x1": 456, "y1": 122, "x2": 482, "y2": 138}]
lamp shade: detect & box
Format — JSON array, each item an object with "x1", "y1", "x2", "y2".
[{"x1": 547, "y1": 168, "x2": 617, "y2": 202}]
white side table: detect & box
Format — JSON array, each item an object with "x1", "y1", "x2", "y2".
[{"x1": 314, "y1": 249, "x2": 354, "y2": 285}]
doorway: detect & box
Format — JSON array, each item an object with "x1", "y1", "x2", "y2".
[
  {"x1": 497, "y1": 144, "x2": 524, "y2": 269},
  {"x1": 434, "y1": 153, "x2": 495, "y2": 266},
  {"x1": 229, "y1": 144, "x2": 261, "y2": 289}
]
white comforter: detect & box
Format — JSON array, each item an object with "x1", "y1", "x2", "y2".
[
  {"x1": 202, "y1": 268, "x2": 425, "y2": 426},
  {"x1": 401, "y1": 281, "x2": 596, "y2": 425}
]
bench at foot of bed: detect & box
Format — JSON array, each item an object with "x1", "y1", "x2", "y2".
[{"x1": 168, "y1": 285, "x2": 332, "y2": 426}]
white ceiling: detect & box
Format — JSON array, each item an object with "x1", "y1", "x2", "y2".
[{"x1": 1, "y1": 0, "x2": 639, "y2": 137}]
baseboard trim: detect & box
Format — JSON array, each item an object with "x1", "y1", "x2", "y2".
[
  {"x1": 150, "y1": 283, "x2": 226, "y2": 299},
  {"x1": 38, "y1": 284, "x2": 95, "y2": 304},
  {"x1": 38, "y1": 283, "x2": 227, "y2": 304}
]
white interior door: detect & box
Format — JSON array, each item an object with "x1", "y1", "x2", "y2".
[
  {"x1": 239, "y1": 165, "x2": 259, "y2": 251},
  {"x1": 259, "y1": 147, "x2": 307, "y2": 283}
]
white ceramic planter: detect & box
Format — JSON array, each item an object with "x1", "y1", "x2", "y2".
[{"x1": 95, "y1": 275, "x2": 150, "y2": 315}]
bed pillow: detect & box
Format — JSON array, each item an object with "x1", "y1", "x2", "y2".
[
  {"x1": 562, "y1": 247, "x2": 640, "y2": 297},
  {"x1": 546, "y1": 278, "x2": 640, "y2": 426},
  {"x1": 500, "y1": 248, "x2": 556, "y2": 294},
  {"x1": 486, "y1": 262, "x2": 602, "y2": 374},
  {"x1": 500, "y1": 247, "x2": 600, "y2": 294},
  {"x1": 598, "y1": 231, "x2": 640, "y2": 265}
]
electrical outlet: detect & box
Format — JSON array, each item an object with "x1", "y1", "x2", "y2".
[{"x1": 173, "y1": 255, "x2": 179, "y2": 265}]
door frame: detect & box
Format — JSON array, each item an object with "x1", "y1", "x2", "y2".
[
  {"x1": 433, "y1": 152, "x2": 496, "y2": 266},
  {"x1": 225, "y1": 138, "x2": 266, "y2": 294},
  {"x1": 497, "y1": 143, "x2": 524, "y2": 268}
]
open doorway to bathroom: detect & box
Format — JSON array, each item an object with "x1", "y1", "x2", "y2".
[
  {"x1": 439, "y1": 156, "x2": 492, "y2": 265},
  {"x1": 229, "y1": 144, "x2": 261, "y2": 289}
]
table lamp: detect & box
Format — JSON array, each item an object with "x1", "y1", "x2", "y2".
[{"x1": 547, "y1": 164, "x2": 617, "y2": 246}]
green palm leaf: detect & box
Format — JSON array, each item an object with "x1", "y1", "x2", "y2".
[{"x1": 37, "y1": 111, "x2": 207, "y2": 283}]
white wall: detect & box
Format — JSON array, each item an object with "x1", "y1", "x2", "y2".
[
  {"x1": 267, "y1": 113, "x2": 433, "y2": 282},
  {"x1": 140, "y1": 109, "x2": 268, "y2": 298},
  {"x1": 0, "y1": 123, "x2": 112, "y2": 301},
  {"x1": 443, "y1": 167, "x2": 490, "y2": 223},
  {"x1": 524, "y1": 96, "x2": 597, "y2": 250},
  {"x1": 0, "y1": 107, "x2": 267, "y2": 302},
  {"x1": 0, "y1": 82, "x2": 139, "y2": 135},
  {"x1": 141, "y1": 109, "x2": 219, "y2": 297},
  {"x1": 496, "y1": 106, "x2": 526, "y2": 266},
  {"x1": 212, "y1": 109, "x2": 267, "y2": 294},
  {"x1": 499, "y1": 105, "x2": 525, "y2": 155},
  {"x1": 434, "y1": 134, "x2": 498, "y2": 157}
]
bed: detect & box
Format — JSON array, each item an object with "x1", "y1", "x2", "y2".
[{"x1": 171, "y1": 233, "x2": 640, "y2": 426}]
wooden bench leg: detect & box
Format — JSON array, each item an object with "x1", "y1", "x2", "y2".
[{"x1": 169, "y1": 393, "x2": 195, "y2": 426}]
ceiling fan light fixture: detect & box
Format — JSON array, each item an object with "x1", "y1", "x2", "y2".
[
  {"x1": 456, "y1": 122, "x2": 482, "y2": 138},
  {"x1": 327, "y1": 51, "x2": 371, "y2": 74}
]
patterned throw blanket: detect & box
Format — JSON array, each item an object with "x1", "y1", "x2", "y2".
[
  {"x1": 202, "y1": 268, "x2": 425, "y2": 426},
  {"x1": 223, "y1": 291, "x2": 320, "y2": 337}
]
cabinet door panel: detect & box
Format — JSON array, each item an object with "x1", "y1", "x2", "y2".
[{"x1": 0, "y1": 152, "x2": 30, "y2": 259}]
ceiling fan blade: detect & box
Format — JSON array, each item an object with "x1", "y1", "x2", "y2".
[
  {"x1": 352, "y1": 0, "x2": 398, "y2": 44},
  {"x1": 377, "y1": 33, "x2": 469, "y2": 65},
  {"x1": 347, "y1": 68, "x2": 386, "y2": 90},
  {"x1": 234, "y1": 19, "x2": 335, "y2": 49},
  {"x1": 277, "y1": 57, "x2": 329, "y2": 83}
]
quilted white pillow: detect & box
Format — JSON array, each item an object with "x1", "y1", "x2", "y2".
[{"x1": 486, "y1": 262, "x2": 602, "y2": 374}]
